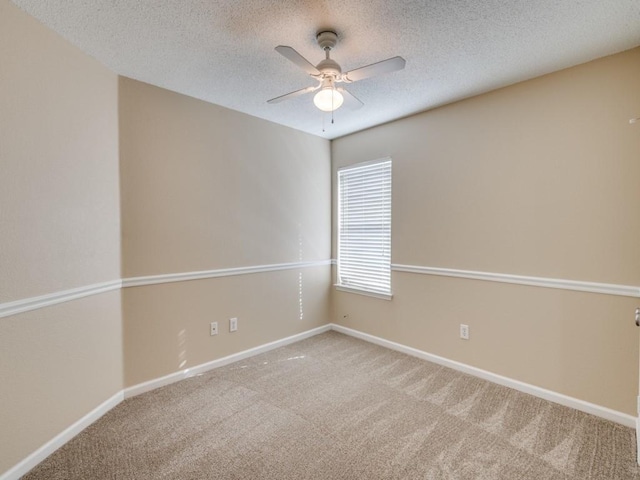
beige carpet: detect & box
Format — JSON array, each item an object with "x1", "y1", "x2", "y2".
[{"x1": 24, "y1": 331, "x2": 640, "y2": 479}]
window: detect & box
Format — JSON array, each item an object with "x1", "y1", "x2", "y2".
[{"x1": 337, "y1": 158, "x2": 392, "y2": 299}]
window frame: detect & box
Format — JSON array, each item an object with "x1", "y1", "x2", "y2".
[{"x1": 335, "y1": 157, "x2": 393, "y2": 300}]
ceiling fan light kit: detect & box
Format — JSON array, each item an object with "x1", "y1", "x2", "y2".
[
  {"x1": 268, "y1": 30, "x2": 406, "y2": 116},
  {"x1": 314, "y1": 77, "x2": 344, "y2": 112}
]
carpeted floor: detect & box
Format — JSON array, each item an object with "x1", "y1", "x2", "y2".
[{"x1": 24, "y1": 331, "x2": 640, "y2": 479}]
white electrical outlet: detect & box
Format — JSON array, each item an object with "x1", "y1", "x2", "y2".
[
  {"x1": 460, "y1": 324, "x2": 470, "y2": 340},
  {"x1": 229, "y1": 317, "x2": 238, "y2": 332},
  {"x1": 210, "y1": 321, "x2": 218, "y2": 336}
]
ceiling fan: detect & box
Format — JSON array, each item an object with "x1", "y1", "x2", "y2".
[{"x1": 267, "y1": 30, "x2": 406, "y2": 113}]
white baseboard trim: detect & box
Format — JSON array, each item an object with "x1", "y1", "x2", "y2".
[
  {"x1": 2, "y1": 325, "x2": 332, "y2": 479},
  {"x1": 124, "y1": 324, "x2": 332, "y2": 398},
  {"x1": 0, "y1": 391, "x2": 124, "y2": 480},
  {"x1": 3, "y1": 323, "x2": 635, "y2": 479},
  {"x1": 331, "y1": 324, "x2": 637, "y2": 428},
  {"x1": 0, "y1": 280, "x2": 122, "y2": 319},
  {"x1": 636, "y1": 416, "x2": 640, "y2": 465}
]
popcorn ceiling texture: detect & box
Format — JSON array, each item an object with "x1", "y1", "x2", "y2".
[{"x1": 11, "y1": 0, "x2": 640, "y2": 139}]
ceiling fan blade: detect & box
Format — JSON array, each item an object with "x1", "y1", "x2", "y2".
[
  {"x1": 337, "y1": 88, "x2": 364, "y2": 110},
  {"x1": 275, "y1": 46, "x2": 320, "y2": 76},
  {"x1": 267, "y1": 85, "x2": 318, "y2": 104},
  {"x1": 344, "y1": 56, "x2": 406, "y2": 83}
]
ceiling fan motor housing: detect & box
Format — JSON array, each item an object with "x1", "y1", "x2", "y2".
[{"x1": 316, "y1": 58, "x2": 341, "y2": 76}]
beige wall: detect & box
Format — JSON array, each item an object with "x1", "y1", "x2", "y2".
[
  {"x1": 0, "y1": 3, "x2": 121, "y2": 301},
  {"x1": 0, "y1": 1, "x2": 122, "y2": 473},
  {"x1": 119, "y1": 78, "x2": 331, "y2": 386},
  {"x1": 332, "y1": 48, "x2": 640, "y2": 415}
]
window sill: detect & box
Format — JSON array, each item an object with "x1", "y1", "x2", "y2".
[{"x1": 334, "y1": 285, "x2": 393, "y2": 301}]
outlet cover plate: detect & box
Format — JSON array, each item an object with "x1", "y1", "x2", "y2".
[{"x1": 460, "y1": 324, "x2": 469, "y2": 340}]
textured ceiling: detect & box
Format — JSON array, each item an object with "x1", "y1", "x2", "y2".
[{"x1": 11, "y1": 0, "x2": 640, "y2": 139}]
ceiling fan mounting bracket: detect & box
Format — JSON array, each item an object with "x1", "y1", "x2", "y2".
[{"x1": 316, "y1": 30, "x2": 338, "y2": 51}]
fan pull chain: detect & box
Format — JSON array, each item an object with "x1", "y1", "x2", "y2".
[{"x1": 331, "y1": 93, "x2": 334, "y2": 124}]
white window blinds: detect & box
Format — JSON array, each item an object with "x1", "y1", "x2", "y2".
[{"x1": 337, "y1": 158, "x2": 392, "y2": 297}]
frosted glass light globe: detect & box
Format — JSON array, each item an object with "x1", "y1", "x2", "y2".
[{"x1": 313, "y1": 88, "x2": 344, "y2": 112}]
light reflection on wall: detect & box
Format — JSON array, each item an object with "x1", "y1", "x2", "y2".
[
  {"x1": 178, "y1": 329, "x2": 187, "y2": 369},
  {"x1": 298, "y1": 226, "x2": 304, "y2": 321},
  {"x1": 298, "y1": 271, "x2": 304, "y2": 321}
]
